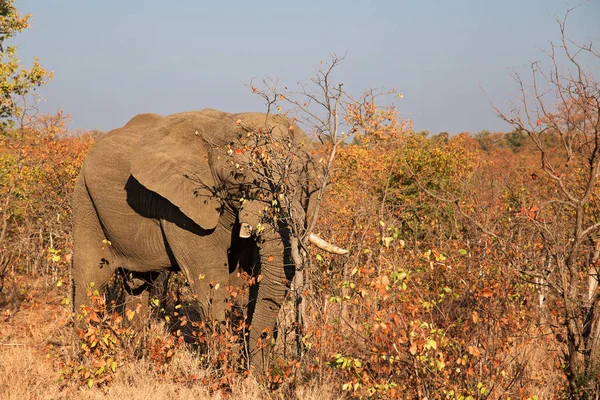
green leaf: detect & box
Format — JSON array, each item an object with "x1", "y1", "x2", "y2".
[{"x1": 426, "y1": 339, "x2": 437, "y2": 350}]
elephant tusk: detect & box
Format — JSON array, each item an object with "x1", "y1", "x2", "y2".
[
  {"x1": 308, "y1": 233, "x2": 349, "y2": 255},
  {"x1": 239, "y1": 223, "x2": 253, "y2": 238}
]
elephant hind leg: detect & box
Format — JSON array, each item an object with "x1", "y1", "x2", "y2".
[
  {"x1": 72, "y1": 177, "x2": 117, "y2": 312},
  {"x1": 72, "y1": 244, "x2": 116, "y2": 313}
]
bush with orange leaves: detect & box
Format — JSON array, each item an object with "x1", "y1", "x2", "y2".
[
  {"x1": 299, "y1": 102, "x2": 553, "y2": 398},
  {"x1": 0, "y1": 111, "x2": 93, "y2": 297}
]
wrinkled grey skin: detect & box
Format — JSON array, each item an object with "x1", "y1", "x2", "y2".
[{"x1": 72, "y1": 109, "x2": 315, "y2": 368}]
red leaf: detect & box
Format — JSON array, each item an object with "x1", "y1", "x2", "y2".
[{"x1": 528, "y1": 205, "x2": 539, "y2": 220}]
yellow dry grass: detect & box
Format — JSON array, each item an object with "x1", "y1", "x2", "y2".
[{"x1": 0, "y1": 276, "x2": 341, "y2": 400}]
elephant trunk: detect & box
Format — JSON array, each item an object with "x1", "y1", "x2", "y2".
[{"x1": 248, "y1": 227, "x2": 294, "y2": 371}]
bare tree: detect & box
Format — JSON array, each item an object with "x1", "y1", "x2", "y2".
[
  {"x1": 230, "y1": 54, "x2": 389, "y2": 359},
  {"x1": 492, "y1": 6, "x2": 600, "y2": 398}
]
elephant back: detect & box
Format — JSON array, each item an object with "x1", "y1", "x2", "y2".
[{"x1": 124, "y1": 113, "x2": 163, "y2": 128}]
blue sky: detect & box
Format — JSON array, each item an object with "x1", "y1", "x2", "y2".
[{"x1": 14, "y1": 0, "x2": 600, "y2": 135}]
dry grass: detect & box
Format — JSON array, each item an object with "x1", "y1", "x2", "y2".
[
  {"x1": 0, "y1": 275, "x2": 344, "y2": 400},
  {"x1": 0, "y1": 275, "x2": 568, "y2": 400},
  {"x1": 0, "y1": 273, "x2": 564, "y2": 400},
  {"x1": 0, "y1": 276, "x2": 72, "y2": 399}
]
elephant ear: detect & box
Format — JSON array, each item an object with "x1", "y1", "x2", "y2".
[{"x1": 129, "y1": 113, "x2": 222, "y2": 230}]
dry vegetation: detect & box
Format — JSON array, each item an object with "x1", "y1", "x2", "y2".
[{"x1": 2, "y1": 2, "x2": 600, "y2": 399}]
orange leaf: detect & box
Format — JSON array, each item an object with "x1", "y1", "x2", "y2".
[
  {"x1": 480, "y1": 287, "x2": 493, "y2": 298},
  {"x1": 409, "y1": 342, "x2": 417, "y2": 355},
  {"x1": 520, "y1": 206, "x2": 527, "y2": 216},
  {"x1": 528, "y1": 205, "x2": 539, "y2": 220},
  {"x1": 467, "y1": 345, "x2": 481, "y2": 357}
]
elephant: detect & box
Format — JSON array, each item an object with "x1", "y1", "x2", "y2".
[{"x1": 72, "y1": 109, "x2": 346, "y2": 369}]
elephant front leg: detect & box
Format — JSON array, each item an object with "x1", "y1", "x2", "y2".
[
  {"x1": 107, "y1": 270, "x2": 169, "y2": 327},
  {"x1": 160, "y1": 220, "x2": 231, "y2": 322}
]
